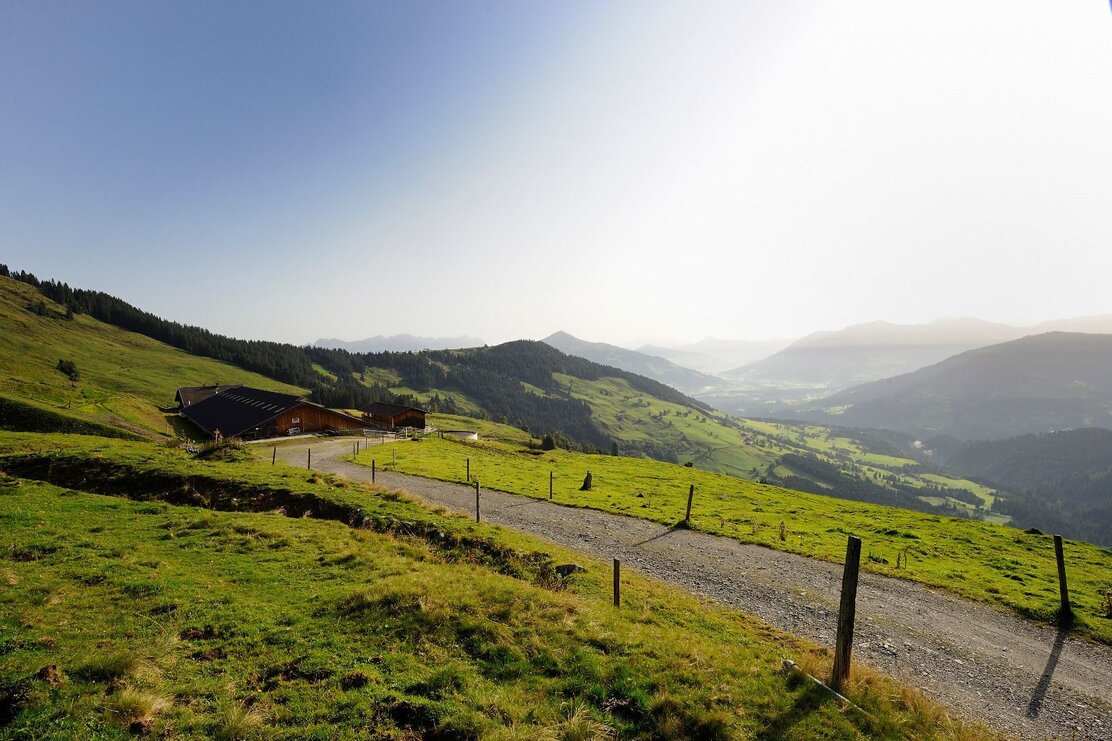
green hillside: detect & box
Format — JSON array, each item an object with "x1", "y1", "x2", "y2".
[
  {"x1": 0, "y1": 432, "x2": 987, "y2": 739},
  {"x1": 796, "y1": 332, "x2": 1112, "y2": 440},
  {"x1": 358, "y1": 415, "x2": 1112, "y2": 644},
  {"x1": 0, "y1": 277, "x2": 302, "y2": 438},
  {"x1": 0, "y1": 272, "x2": 1024, "y2": 527}
]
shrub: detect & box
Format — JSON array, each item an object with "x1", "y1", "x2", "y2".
[{"x1": 56, "y1": 359, "x2": 79, "y2": 382}]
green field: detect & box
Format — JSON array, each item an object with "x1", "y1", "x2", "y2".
[
  {"x1": 354, "y1": 416, "x2": 1112, "y2": 644},
  {"x1": 0, "y1": 279, "x2": 303, "y2": 438},
  {"x1": 0, "y1": 432, "x2": 989, "y2": 739},
  {"x1": 358, "y1": 359, "x2": 1010, "y2": 521}
]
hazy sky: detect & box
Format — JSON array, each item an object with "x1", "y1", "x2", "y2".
[{"x1": 4, "y1": 1, "x2": 1112, "y2": 347}]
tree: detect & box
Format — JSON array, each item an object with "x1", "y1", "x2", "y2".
[
  {"x1": 541, "y1": 434, "x2": 556, "y2": 451},
  {"x1": 611, "y1": 441, "x2": 619, "y2": 456},
  {"x1": 56, "y1": 359, "x2": 79, "y2": 382}
]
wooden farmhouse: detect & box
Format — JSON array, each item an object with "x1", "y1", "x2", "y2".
[
  {"x1": 176, "y1": 384, "x2": 366, "y2": 440},
  {"x1": 361, "y1": 401, "x2": 427, "y2": 430}
]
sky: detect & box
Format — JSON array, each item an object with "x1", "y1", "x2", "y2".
[{"x1": 3, "y1": 1, "x2": 1112, "y2": 348}]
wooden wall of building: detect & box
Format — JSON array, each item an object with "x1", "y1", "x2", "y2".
[{"x1": 273, "y1": 404, "x2": 365, "y2": 436}]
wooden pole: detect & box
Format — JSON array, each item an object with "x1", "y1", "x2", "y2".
[
  {"x1": 549, "y1": 470, "x2": 553, "y2": 500},
  {"x1": 613, "y1": 559, "x2": 621, "y2": 607},
  {"x1": 371, "y1": 459, "x2": 376, "y2": 483},
  {"x1": 474, "y1": 481, "x2": 480, "y2": 523},
  {"x1": 307, "y1": 448, "x2": 311, "y2": 470},
  {"x1": 832, "y1": 535, "x2": 862, "y2": 692},
  {"x1": 392, "y1": 447, "x2": 396, "y2": 467},
  {"x1": 685, "y1": 484, "x2": 694, "y2": 523},
  {"x1": 466, "y1": 458, "x2": 470, "y2": 482},
  {"x1": 271, "y1": 446, "x2": 276, "y2": 465},
  {"x1": 1054, "y1": 535, "x2": 1071, "y2": 616}
]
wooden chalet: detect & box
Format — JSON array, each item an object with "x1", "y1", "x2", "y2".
[
  {"x1": 176, "y1": 385, "x2": 367, "y2": 440},
  {"x1": 361, "y1": 401, "x2": 427, "y2": 430}
]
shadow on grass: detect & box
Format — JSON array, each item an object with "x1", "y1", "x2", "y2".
[{"x1": 756, "y1": 678, "x2": 835, "y2": 740}]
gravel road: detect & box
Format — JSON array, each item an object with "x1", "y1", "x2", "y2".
[{"x1": 278, "y1": 438, "x2": 1112, "y2": 740}]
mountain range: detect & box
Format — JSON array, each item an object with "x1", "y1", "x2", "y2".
[
  {"x1": 313, "y1": 334, "x2": 484, "y2": 353},
  {"x1": 792, "y1": 332, "x2": 1112, "y2": 440},
  {"x1": 542, "y1": 331, "x2": 719, "y2": 394}
]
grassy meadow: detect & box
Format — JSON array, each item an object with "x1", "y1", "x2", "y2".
[
  {"x1": 353, "y1": 416, "x2": 1112, "y2": 644},
  {"x1": 0, "y1": 432, "x2": 992, "y2": 739},
  {"x1": 0, "y1": 278, "x2": 303, "y2": 438}
]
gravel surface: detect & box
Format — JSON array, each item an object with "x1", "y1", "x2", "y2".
[{"x1": 282, "y1": 439, "x2": 1112, "y2": 740}]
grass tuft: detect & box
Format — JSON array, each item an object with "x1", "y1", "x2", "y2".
[
  {"x1": 78, "y1": 650, "x2": 140, "y2": 682},
  {"x1": 108, "y1": 686, "x2": 170, "y2": 725},
  {"x1": 214, "y1": 702, "x2": 265, "y2": 740}
]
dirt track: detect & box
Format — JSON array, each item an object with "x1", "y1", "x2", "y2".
[{"x1": 276, "y1": 438, "x2": 1112, "y2": 740}]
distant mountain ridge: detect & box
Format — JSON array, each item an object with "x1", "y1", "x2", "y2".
[
  {"x1": 542, "y1": 331, "x2": 719, "y2": 393},
  {"x1": 722, "y1": 317, "x2": 1026, "y2": 389},
  {"x1": 637, "y1": 337, "x2": 792, "y2": 375},
  {"x1": 794, "y1": 332, "x2": 1112, "y2": 440},
  {"x1": 313, "y1": 334, "x2": 484, "y2": 353}
]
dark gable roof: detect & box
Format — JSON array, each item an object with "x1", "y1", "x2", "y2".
[
  {"x1": 362, "y1": 401, "x2": 426, "y2": 418},
  {"x1": 182, "y1": 386, "x2": 304, "y2": 438},
  {"x1": 176, "y1": 384, "x2": 242, "y2": 408}
]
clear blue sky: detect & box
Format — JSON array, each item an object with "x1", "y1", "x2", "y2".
[{"x1": 4, "y1": 1, "x2": 1112, "y2": 346}]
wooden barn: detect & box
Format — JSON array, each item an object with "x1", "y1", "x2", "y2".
[
  {"x1": 361, "y1": 401, "x2": 427, "y2": 430},
  {"x1": 177, "y1": 385, "x2": 367, "y2": 440}
]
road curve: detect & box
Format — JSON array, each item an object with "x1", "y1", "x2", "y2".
[{"x1": 277, "y1": 438, "x2": 1111, "y2": 740}]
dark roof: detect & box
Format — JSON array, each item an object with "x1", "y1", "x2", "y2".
[
  {"x1": 176, "y1": 384, "x2": 242, "y2": 408},
  {"x1": 361, "y1": 401, "x2": 426, "y2": 418},
  {"x1": 182, "y1": 386, "x2": 303, "y2": 438}
]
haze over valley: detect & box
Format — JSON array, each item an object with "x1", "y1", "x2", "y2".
[{"x1": 4, "y1": 2, "x2": 1112, "y2": 739}]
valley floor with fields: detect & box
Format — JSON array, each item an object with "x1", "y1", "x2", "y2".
[{"x1": 274, "y1": 437, "x2": 1112, "y2": 741}]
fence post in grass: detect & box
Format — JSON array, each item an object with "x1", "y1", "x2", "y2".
[
  {"x1": 272, "y1": 446, "x2": 276, "y2": 465},
  {"x1": 685, "y1": 484, "x2": 694, "y2": 523},
  {"x1": 466, "y1": 457, "x2": 470, "y2": 482},
  {"x1": 307, "y1": 448, "x2": 311, "y2": 470},
  {"x1": 613, "y1": 558, "x2": 621, "y2": 607},
  {"x1": 371, "y1": 459, "x2": 376, "y2": 483},
  {"x1": 474, "y1": 481, "x2": 480, "y2": 523},
  {"x1": 549, "y1": 470, "x2": 553, "y2": 500},
  {"x1": 392, "y1": 447, "x2": 396, "y2": 467},
  {"x1": 832, "y1": 535, "x2": 862, "y2": 693},
  {"x1": 1054, "y1": 535, "x2": 1071, "y2": 617}
]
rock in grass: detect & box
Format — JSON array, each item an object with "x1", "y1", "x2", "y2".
[{"x1": 555, "y1": 564, "x2": 586, "y2": 578}]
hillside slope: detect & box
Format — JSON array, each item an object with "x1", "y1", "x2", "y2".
[
  {"x1": 0, "y1": 276, "x2": 302, "y2": 437},
  {"x1": 1, "y1": 268, "x2": 1030, "y2": 525},
  {"x1": 933, "y1": 428, "x2": 1112, "y2": 545},
  {"x1": 542, "y1": 331, "x2": 719, "y2": 393},
  {"x1": 724, "y1": 318, "x2": 1024, "y2": 389},
  {"x1": 798, "y1": 332, "x2": 1112, "y2": 439},
  {"x1": 0, "y1": 432, "x2": 985, "y2": 739}
]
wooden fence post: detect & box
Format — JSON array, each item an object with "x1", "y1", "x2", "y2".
[
  {"x1": 272, "y1": 446, "x2": 276, "y2": 465},
  {"x1": 474, "y1": 481, "x2": 480, "y2": 523},
  {"x1": 466, "y1": 458, "x2": 470, "y2": 482},
  {"x1": 613, "y1": 558, "x2": 621, "y2": 607},
  {"x1": 549, "y1": 471, "x2": 553, "y2": 500},
  {"x1": 1054, "y1": 535, "x2": 1071, "y2": 616},
  {"x1": 832, "y1": 535, "x2": 862, "y2": 692},
  {"x1": 371, "y1": 459, "x2": 376, "y2": 483},
  {"x1": 307, "y1": 449, "x2": 311, "y2": 470},
  {"x1": 685, "y1": 484, "x2": 694, "y2": 523}
]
